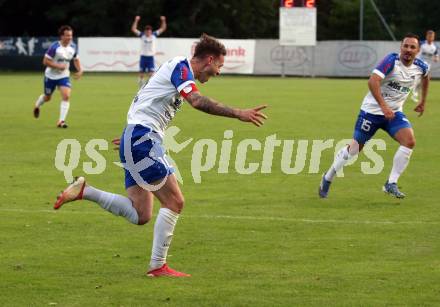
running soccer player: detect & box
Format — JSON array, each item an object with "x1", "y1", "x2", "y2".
[
  {"x1": 54, "y1": 34, "x2": 268, "y2": 277},
  {"x1": 412, "y1": 30, "x2": 438, "y2": 102},
  {"x1": 33, "y1": 25, "x2": 83, "y2": 128},
  {"x1": 131, "y1": 15, "x2": 167, "y2": 88},
  {"x1": 319, "y1": 33, "x2": 430, "y2": 199}
]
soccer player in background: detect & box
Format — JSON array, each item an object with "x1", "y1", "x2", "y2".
[
  {"x1": 33, "y1": 25, "x2": 83, "y2": 128},
  {"x1": 412, "y1": 30, "x2": 438, "y2": 102},
  {"x1": 54, "y1": 34, "x2": 268, "y2": 277},
  {"x1": 319, "y1": 34, "x2": 430, "y2": 199},
  {"x1": 131, "y1": 15, "x2": 167, "y2": 88}
]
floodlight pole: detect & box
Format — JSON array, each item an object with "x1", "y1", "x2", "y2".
[{"x1": 369, "y1": 0, "x2": 396, "y2": 41}]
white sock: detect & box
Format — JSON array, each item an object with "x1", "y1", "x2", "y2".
[
  {"x1": 149, "y1": 208, "x2": 179, "y2": 270},
  {"x1": 388, "y1": 146, "x2": 413, "y2": 184},
  {"x1": 35, "y1": 94, "x2": 45, "y2": 107},
  {"x1": 59, "y1": 101, "x2": 70, "y2": 122},
  {"x1": 325, "y1": 146, "x2": 356, "y2": 181},
  {"x1": 83, "y1": 186, "x2": 139, "y2": 224}
]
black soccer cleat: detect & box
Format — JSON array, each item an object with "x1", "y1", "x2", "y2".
[
  {"x1": 33, "y1": 107, "x2": 40, "y2": 118},
  {"x1": 57, "y1": 120, "x2": 68, "y2": 128}
]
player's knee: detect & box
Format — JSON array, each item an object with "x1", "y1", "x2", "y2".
[
  {"x1": 44, "y1": 95, "x2": 51, "y2": 101},
  {"x1": 348, "y1": 142, "x2": 362, "y2": 156},
  {"x1": 166, "y1": 195, "x2": 184, "y2": 213},
  {"x1": 62, "y1": 95, "x2": 70, "y2": 101},
  {"x1": 138, "y1": 212, "x2": 152, "y2": 225},
  {"x1": 404, "y1": 138, "x2": 416, "y2": 149},
  {"x1": 130, "y1": 199, "x2": 152, "y2": 225},
  {"x1": 173, "y1": 195, "x2": 185, "y2": 213}
]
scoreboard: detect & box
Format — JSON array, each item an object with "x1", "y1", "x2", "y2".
[
  {"x1": 279, "y1": 0, "x2": 317, "y2": 46},
  {"x1": 280, "y1": 0, "x2": 316, "y2": 8}
]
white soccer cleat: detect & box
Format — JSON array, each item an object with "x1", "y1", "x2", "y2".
[{"x1": 54, "y1": 177, "x2": 86, "y2": 210}]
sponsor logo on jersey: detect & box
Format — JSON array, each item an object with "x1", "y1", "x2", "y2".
[{"x1": 387, "y1": 81, "x2": 410, "y2": 93}]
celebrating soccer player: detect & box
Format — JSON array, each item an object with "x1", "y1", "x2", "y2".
[
  {"x1": 412, "y1": 30, "x2": 438, "y2": 102},
  {"x1": 54, "y1": 34, "x2": 268, "y2": 277},
  {"x1": 319, "y1": 34, "x2": 430, "y2": 199},
  {"x1": 33, "y1": 25, "x2": 83, "y2": 128},
  {"x1": 131, "y1": 15, "x2": 167, "y2": 88}
]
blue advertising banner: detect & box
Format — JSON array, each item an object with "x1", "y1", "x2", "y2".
[
  {"x1": 0, "y1": 37, "x2": 78, "y2": 71},
  {"x1": 0, "y1": 37, "x2": 58, "y2": 56}
]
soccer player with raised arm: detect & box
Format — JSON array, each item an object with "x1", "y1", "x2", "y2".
[
  {"x1": 131, "y1": 15, "x2": 166, "y2": 88},
  {"x1": 319, "y1": 34, "x2": 430, "y2": 199},
  {"x1": 33, "y1": 25, "x2": 83, "y2": 128},
  {"x1": 53, "y1": 34, "x2": 267, "y2": 277},
  {"x1": 412, "y1": 30, "x2": 438, "y2": 102}
]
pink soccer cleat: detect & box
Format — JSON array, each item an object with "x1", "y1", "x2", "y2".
[
  {"x1": 146, "y1": 264, "x2": 191, "y2": 277},
  {"x1": 54, "y1": 177, "x2": 86, "y2": 210}
]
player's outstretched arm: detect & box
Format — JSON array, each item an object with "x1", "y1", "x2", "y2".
[
  {"x1": 185, "y1": 91, "x2": 267, "y2": 127},
  {"x1": 157, "y1": 16, "x2": 167, "y2": 34},
  {"x1": 73, "y1": 58, "x2": 83, "y2": 80},
  {"x1": 414, "y1": 75, "x2": 430, "y2": 116},
  {"x1": 131, "y1": 16, "x2": 141, "y2": 36}
]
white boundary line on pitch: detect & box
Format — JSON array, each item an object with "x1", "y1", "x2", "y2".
[{"x1": 0, "y1": 208, "x2": 438, "y2": 225}]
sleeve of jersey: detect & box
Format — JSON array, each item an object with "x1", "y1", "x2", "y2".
[
  {"x1": 373, "y1": 53, "x2": 396, "y2": 79},
  {"x1": 421, "y1": 61, "x2": 430, "y2": 77},
  {"x1": 74, "y1": 44, "x2": 79, "y2": 58},
  {"x1": 170, "y1": 62, "x2": 198, "y2": 98},
  {"x1": 45, "y1": 43, "x2": 57, "y2": 59}
]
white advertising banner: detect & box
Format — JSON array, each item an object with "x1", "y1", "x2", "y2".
[
  {"x1": 79, "y1": 37, "x2": 256, "y2": 74},
  {"x1": 219, "y1": 39, "x2": 256, "y2": 74},
  {"x1": 279, "y1": 7, "x2": 317, "y2": 46},
  {"x1": 157, "y1": 38, "x2": 256, "y2": 74},
  {"x1": 79, "y1": 37, "x2": 139, "y2": 72}
]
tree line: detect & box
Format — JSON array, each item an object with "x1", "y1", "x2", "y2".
[{"x1": 1, "y1": 0, "x2": 438, "y2": 40}]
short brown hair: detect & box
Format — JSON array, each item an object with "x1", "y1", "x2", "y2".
[
  {"x1": 144, "y1": 25, "x2": 152, "y2": 31},
  {"x1": 58, "y1": 25, "x2": 73, "y2": 36},
  {"x1": 193, "y1": 33, "x2": 226, "y2": 59},
  {"x1": 403, "y1": 33, "x2": 420, "y2": 46}
]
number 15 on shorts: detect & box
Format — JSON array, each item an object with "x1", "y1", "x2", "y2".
[{"x1": 361, "y1": 119, "x2": 372, "y2": 132}]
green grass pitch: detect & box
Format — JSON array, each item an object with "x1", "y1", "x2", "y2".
[{"x1": 1, "y1": 72, "x2": 439, "y2": 306}]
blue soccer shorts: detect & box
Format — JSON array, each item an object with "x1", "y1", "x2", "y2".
[
  {"x1": 139, "y1": 55, "x2": 155, "y2": 73},
  {"x1": 353, "y1": 110, "x2": 412, "y2": 144},
  {"x1": 119, "y1": 124, "x2": 174, "y2": 189},
  {"x1": 44, "y1": 77, "x2": 71, "y2": 96}
]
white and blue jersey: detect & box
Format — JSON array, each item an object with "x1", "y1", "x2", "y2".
[
  {"x1": 44, "y1": 41, "x2": 78, "y2": 80},
  {"x1": 361, "y1": 53, "x2": 429, "y2": 115},
  {"x1": 418, "y1": 40, "x2": 439, "y2": 66},
  {"x1": 139, "y1": 31, "x2": 161, "y2": 56},
  {"x1": 122, "y1": 56, "x2": 197, "y2": 187},
  {"x1": 353, "y1": 53, "x2": 429, "y2": 144},
  {"x1": 127, "y1": 56, "x2": 198, "y2": 138}
]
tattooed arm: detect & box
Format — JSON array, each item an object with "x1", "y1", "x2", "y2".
[
  {"x1": 185, "y1": 91, "x2": 268, "y2": 127},
  {"x1": 186, "y1": 91, "x2": 239, "y2": 118}
]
